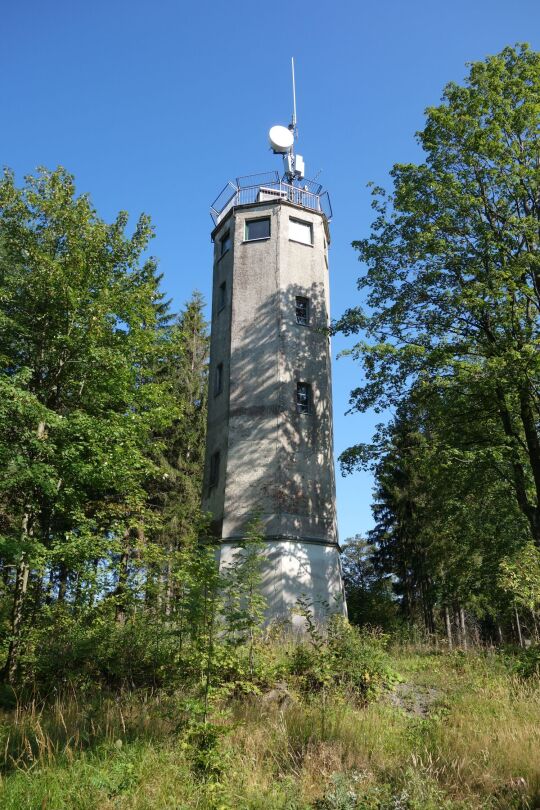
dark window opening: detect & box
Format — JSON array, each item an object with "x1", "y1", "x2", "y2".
[
  {"x1": 220, "y1": 230, "x2": 231, "y2": 256},
  {"x1": 214, "y1": 362, "x2": 223, "y2": 396},
  {"x1": 245, "y1": 217, "x2": 270, "y2": 241},
  {"x1": 209, "y1": 451, "x2": 220, "y2": 489},
  {"x1": 295, "y1": 296, "x2": 310, "y2": 326},
  {"x1": 296, "y1": 382, "x2": 311, "y2": 414},
  {"x1": 218, "y1": 281, "x2": 226, "y2": 311}
]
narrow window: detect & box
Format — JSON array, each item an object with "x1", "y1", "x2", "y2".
[
  {"x1": 218, "y1": 280, "x2": 226, "y2": 311},
  {"x1": 289, "y1": 218, "x2": 313, "y2": 245},
  {"x1": 220, "y1": 230, "x2": 231, "y2": 256},
  {"x1": 296, "y1": 382, "x2": 311, "y2": 414},
  {"x1": 209, "y1": 451, "x2": 220, "y2": 489},
  {"x1": 214, "y1": 362, "x2": 223, "y2": 396},
  {"x1": 295, "y1": 296, "x2": 310, "y2": 326},
  {"x1": 245, "y1": 217, "x2": 270, "y2": 241}
]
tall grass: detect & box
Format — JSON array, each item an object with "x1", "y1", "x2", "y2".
[
  {"x1": 0, "y1": 688, "x2": 185, "y2": 772},
  {"x1": 0, "y1": 646, "x2": 539, "y2": 809}
]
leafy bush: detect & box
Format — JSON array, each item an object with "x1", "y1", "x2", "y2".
[
  {"x1": 287, "y1": 617, "x2": 396, "y2": 702},
  {"x1": 511, "y1": 644, "x2": 540, "y2": 679},
  {"x1": 327, "y1": 618, "x2": 397, "y2": 700},
  {"x1": 17, "y1": 606, "x2": 183, "y2": 690},
  {"x1": 315, "y1": 773, "x2": 362, "y2": 810}
]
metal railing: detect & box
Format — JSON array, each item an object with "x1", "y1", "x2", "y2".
[{"x1": 210, "y1": 172, "x2": 332, "y2": 225}]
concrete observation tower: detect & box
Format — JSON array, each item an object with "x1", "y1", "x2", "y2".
[{"x1": 202, "y1": 62, "x2": 346, "y2": 623}]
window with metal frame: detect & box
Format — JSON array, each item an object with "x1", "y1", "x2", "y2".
[
  {"x1": 209, "y1": 451, "x2": 220, "y2": 489},
  {"x1": 245, "y1": 217, "x2": 270, "y2": 241},
  {"x1": 220, "y1": 230, "x2": 231, "y2": 256},
  {"x1": 296, "y1": 382, "x2": 311, "y2": 414},
  {"x1": 295, "y1": 296, "x2": 310, "y2": 326},
  {"x1": 289, "y1": 218, "x2": 313, "y2": 245}
]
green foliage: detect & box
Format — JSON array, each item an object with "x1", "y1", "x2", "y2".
[
  {"x1": 511, "y1": 644, "x2": 540, "y2": 679},
  {"x1": 221, "y1": 516, "x2": 267, "y2": 646},
  {"x1": 0, "y1": 167, "x2": 214, "y2": 685},
  {"x1": 0, "y1": 646, "x2": 538, "y2": 809},
  {"x1": 499, "y1": 543, "x2": 540, "y2": 615},
  {"x1": 288, "y1": 616, "x2": 396, "y2": 701},
  {"x1": 327, "y1": 618, "x2": 397, "y2": 700},
  {"x1": 341, "y1": 536, "x2": 400, "y2": 631},
  {"x1": 315, "y1": 773, "x2": 362, "y2": 810},
  {"x1": 335, "y1": 45, "x2": 540, "y2": 644},
  {"x1": 184, "y1": 721, "x2": 231, "y2": 779},
  {"x1": 17, "y1": 608, "x2": 183, "y2": 689}
]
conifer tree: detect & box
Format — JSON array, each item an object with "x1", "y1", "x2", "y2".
[{"x1": 146, "y1": 292, "x2": 209, "y2": 614}]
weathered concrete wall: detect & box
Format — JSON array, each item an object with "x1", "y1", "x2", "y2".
[
  {"x1": 202, "y1": 198, "x2": 344, "y2": 620},
  {"x1": 218, "y1": 540, "x2": 345, "y2": 626}
]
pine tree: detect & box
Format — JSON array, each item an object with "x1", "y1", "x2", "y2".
[{"x1": 146, "y1": 292, "x2": 209, "y2": 615}]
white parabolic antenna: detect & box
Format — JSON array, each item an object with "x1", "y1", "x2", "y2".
[{"x1": 269, "y1": 125, "x2": 294, "y2": 153}]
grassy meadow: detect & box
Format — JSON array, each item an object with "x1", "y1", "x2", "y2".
[{"x1": 0, "y1": 639, "x2": 539, "y2": 810}]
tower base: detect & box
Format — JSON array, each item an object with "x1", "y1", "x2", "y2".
[{"x1": 217, "y1": 539, "x2": 347, "y2": 628}]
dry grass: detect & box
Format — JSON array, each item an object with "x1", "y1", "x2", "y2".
[
  {"x1": 0, "y1": 648, "x2": 538, "y2": 809},
  {"x1": 0, "y1": 687, "x2": 184, "y2": 772}
]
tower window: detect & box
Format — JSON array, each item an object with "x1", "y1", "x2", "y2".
[
  {"x1": 220, "y1": 230, "x2": 231, "y2": 256},
  {"x1": 214, "y1": 362, "x2": 223, "y2": 396},
  {"x1": 296, "y1": 382, "x2": 312, "y2": 414},
  {"x1": 209, "y1": 451, "x2": 220, "y2": 489},
  {"x1": 295, "y1": 296, "x2": 310, "y2": 326},
  {"x1": 289, "y1": 218, "x2": 313, "y2": 245},
  {"x1": 245, "y1": 217, "x2": 270, "y2": 241},
  {"x1": 218, "y1": 281, "x2": 226, "y2": 311},
  {"x1": 219, "y1": 231, "x2": 231, "y2": 258}
]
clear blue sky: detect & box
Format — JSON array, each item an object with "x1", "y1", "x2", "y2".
[{"x1": 2, "y1": 0, "x2": 537, "y2": 541}]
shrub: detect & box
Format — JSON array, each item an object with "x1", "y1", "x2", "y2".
[
  {"x1": 287, "y1": 618, "x2": 396, "y2": 702},
  {"x1": 512, "y1": 644, "x2": 540, "y2": 679},
  {"x1": 327, "y1": 618, "x2": 397, "y2": 700}
]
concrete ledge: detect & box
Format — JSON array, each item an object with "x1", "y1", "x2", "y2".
[{"x1": 221, "y1": 534, "x2": 341, "y2": 550}]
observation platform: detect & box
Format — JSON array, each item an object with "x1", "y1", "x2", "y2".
[{"x1": 210, "y1": 171, "x2": 332, "y2": 226}]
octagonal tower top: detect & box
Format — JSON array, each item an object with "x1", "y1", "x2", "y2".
[{"x1": 210, "y1": 172, "x2": 332, "y2": 227}]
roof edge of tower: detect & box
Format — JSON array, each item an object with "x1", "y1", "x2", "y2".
[{"x1": 210, "y1": 198, "x2": 331, "y2": 244}]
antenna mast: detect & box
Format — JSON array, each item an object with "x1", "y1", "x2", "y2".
[
  {"x1": 291, "y1": 57, "x2": 297, "y2": 138},
  {"x1": 268, "y1": 58, "x2": 305, "y2": 183}
]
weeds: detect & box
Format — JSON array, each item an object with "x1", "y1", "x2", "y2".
[{"x1": 0, "y1": 641, "x2": 539, "y2": 809}]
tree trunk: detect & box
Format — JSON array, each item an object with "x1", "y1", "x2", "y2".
[
  {"x1": 514, "y1": 606, "x2": 524, "y2": 648},
  {"x1": 518, "y1": 387, "x2": 540, "y2": 546},
  {"x1": 164, "y1": 552, "x2": 173, "y2": 617},
  {"x1": 531, "y1": 609, "x2": 539, "y2": 643},
  {"x1": 454, "y1": 608, "x2": 462, "y2": 646},
  {"x1": 2, "y1": 514, "x2": 31, "y2": 683},
  {"x1": 444, "y1": 606, "x2": 453, "y2": 649},
  {"x1": 473, "y1": 622, "x2": 480, "y2": 647},
  {"x1": 89, "y1": 558, "x2": 100, "y2": 607},
  {"x1": 57, "y1": 563, "x2": 68, "y2": 603},
  {"x1": 496, "y1": 386, "x2": 540, "y2": 546},
  {"x1": 460, "y1": 607, "x2": 468, "y2": 650},
  {"x1": 115, "y1": 530, "x2": 131, "y2": 625}
]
